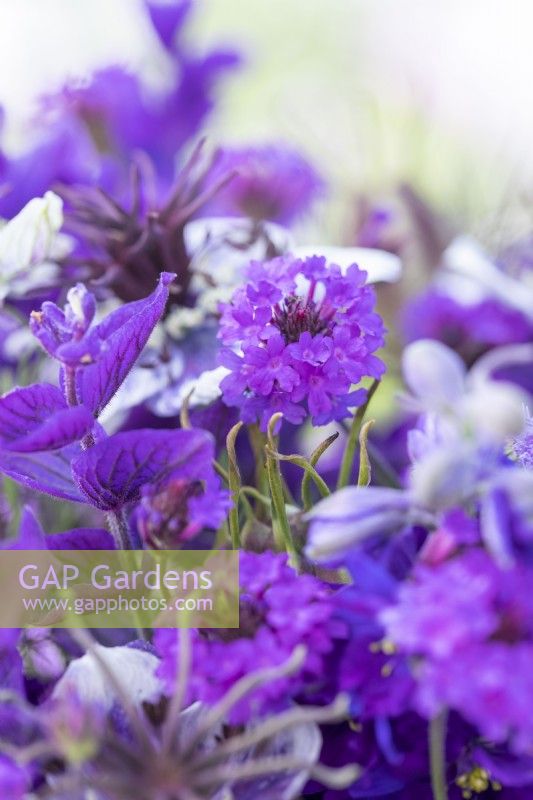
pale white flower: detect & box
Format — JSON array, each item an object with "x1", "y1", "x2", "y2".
[
  {"x1": 174, "y1": 365, "x2": 230, "y2": 409},
  {"x1": 402, "y1": 338, "x2": 529, "y2": 447},
  {"x1": 0, "y1": 190, "x2": 71, "y2": 301},
  {"x1": 52, "y1": 644, "x2": 162, "y2": 712}
]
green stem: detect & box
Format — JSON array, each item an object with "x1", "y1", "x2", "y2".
[
  {"x1": 265, "y1": 414, "x2": 299, "y2": 564},
  {"x1": 301, "y1": 432, "x2": 339, "y2": 510},
  {"x1": 247, "y1": 424, "x2": 269, "y2": 499},
  {"x1": 337, "y1": 380, "x2": 380, "y2": 489},
  {"x1": 429, "y1": 710, "x2": 449, "y2": 800},
  {"x1": 226, "y1": 422, "x2": 244, "y2": 549}
]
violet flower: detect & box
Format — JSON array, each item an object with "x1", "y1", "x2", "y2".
[
  {"x1": 0, "y1": 1, "x2": 240, "y2": 217},
  {"x1": 380, "y1": 546, "x2": 533, "y2": 757},
  {"x1": 202, "y1": 143, "x2": 325, "y2": 225},
  {"x1": 219, "y1": 254, "x2": 386, "y2": 429},
  {"x1": 9, "y1": 630, "x2": 357, "y2": 799},
  {"x1": 155, "y1": 551, "x2": 343, "y2": 723}
]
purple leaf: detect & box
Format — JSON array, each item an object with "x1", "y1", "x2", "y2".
[
  {"x1": 77, "y1": 272, "x2": 175, "y2": 416},
  {"x1": 0, "y1": 444, "x2": 83, "y2": 502},
  {"x1": 0, "y1": 383, "x2": 64, "y2": 438},
  {"x1": 71, "y1": 428, "x2": 213, "y2": 511},
  {"x1": 0, "y1": 383, "x2": 94, "y2": 452}
]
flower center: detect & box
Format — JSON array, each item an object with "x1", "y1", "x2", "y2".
[{"x1": 272, "y1": 295, "x2": 333, "y2": 343}]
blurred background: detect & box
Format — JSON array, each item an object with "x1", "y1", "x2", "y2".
[{"x1": 1, "y1": 0, "x2": 532, "y2": 244}]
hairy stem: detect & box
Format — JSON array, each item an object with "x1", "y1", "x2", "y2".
[{"x1": 106, "y1": 510, "x2": 138, "y2": 550}]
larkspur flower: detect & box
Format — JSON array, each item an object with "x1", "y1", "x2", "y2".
[
  {"x1": 218, "y1": 255, "x2": 386, "y2": 428},
  {"x1": 156, "y1": 551, "x2": 343, "y2": 723}
]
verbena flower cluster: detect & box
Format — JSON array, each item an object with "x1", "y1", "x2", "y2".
[{"x1": 219, "y1": 254, "x2": 386, "y2": 428}]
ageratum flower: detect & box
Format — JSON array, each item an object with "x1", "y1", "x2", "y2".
[
  {"x1": 218, "y1": 255, "x2": 386, "y2": 428},
  {"x1": 202, "y1": 143, "x2": 324, "y2": 225},
  {"x1": 155, "y1": 551, "x2": 343, "y2": 723}
]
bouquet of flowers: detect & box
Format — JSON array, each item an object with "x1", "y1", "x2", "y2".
[{"x1": 0, "y1": 3, "x2": 532, "y2": 799}]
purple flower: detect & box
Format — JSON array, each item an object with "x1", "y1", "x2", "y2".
[
  {"x1": 30, "y1": 271, "x2": 175, "y2": 415},
  {"x1": 59, "y1": 141, "x2": 236, "y2": 307},
  {"x1": 155, "y1": 551, "x2": 340, "y2": 723},
  {"x1": 305, "y1": 486, "x2": 428, "y2": 563},
  {"x1": 0, "y1": 5, "x2": 240, "y2": 217},
  {"x1": 135, "y1": 464, "x2": 230, "y2": 549},
  {"x1": 381, "y1": 547, "x2": 533, "y2": 755},
  {"x1": 219, "y1": 255, "x2": 386, "y2": 428},
  {"x1": 202, "y1": 143, "x2": 324, "y2": 225},
  {"x1": 0, "y1": 756, "x2": 29, "y2": 800},
  {"x1": 402, "y1": 289, "x2": 533, "y2": 365}
]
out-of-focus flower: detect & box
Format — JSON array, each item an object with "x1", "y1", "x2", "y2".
[
  {"x1": 0, "y1": 2, "x2": 240, "y2": 217},
  {"x1": 305, "y1": 486, "x2": 431, "y2": 562},
  {"x1": 31, "y1": 635, "x2": 356, "y2": 799},
  {"x1": 202, "y1": 143, "x2": 324, "y2": 225},
  {"x1": 52, "y1": 644, "x2": 163, "y2": 712},
  {"x1": 0, "y1": 191, "x2": 70, "y2": 301},
  {"x1": 219, "y1": 254, "x2": 386, "y2": 428},
  {"x1": 381, "y1": 547, "x2": 533, "y2": 756},
  {"x1": 59, "y1": 142, "x2": 236, "y2": 305},
  {"x1": 135, "y1": 461, "x2": 230, "y2": 549},
  {"x1": 0, "y1": 756, "x2": 30, "y2": 800},
  {"x1": 403, "y1": 235, "x2": 533, "y2": 364},
  {"x1": 403, "y1": 288, "x2": 533, "y2": 363}
]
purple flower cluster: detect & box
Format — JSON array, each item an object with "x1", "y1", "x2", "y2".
[
  {"x1": 381, "y1": 546, "x2": 533, "y2": 755},
  {"x1": 155, "y1": 551, "x2": 340, "y2": 723},
  {"x1": 219, "y1": 255, "x2": 386, "y2": 428}
]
